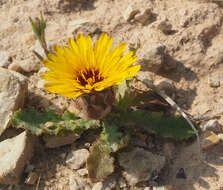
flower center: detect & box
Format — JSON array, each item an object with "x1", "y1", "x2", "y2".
[{"x1": 77, "y1": 69, "x2": 104, "y2": 86}]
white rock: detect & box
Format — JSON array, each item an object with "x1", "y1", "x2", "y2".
[
  {"x1": 77, "y1": 168, "x2": 88, "y2": 176},
  {"x1": 209, "y1": 74, "x2": 220, "y2": 88},
  {"x1": 0, "y1": 51, "x2": 10, "y2": 68},
  {"x1": 0, "y1": 131, "x2": 34, "y2": 184},
  {"x1": 118, "y1": 148, "x2": 166, "y2": 185},
  {"x1": 66, "y1": 149, "x2": 89, "y2": 170},
  {"x1": 0, "y1": 68, "x2": 28, "y2": 135},
  {"x1": 25, "y1": 172, "x2": 38, "y2": 185}
]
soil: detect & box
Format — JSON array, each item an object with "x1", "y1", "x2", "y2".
[{"x1": 1, "y1": 0, "x2": 223, "y2": 189}]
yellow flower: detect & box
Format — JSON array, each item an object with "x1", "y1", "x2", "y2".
[{"x1": 42, "y1": 33, "x2": 140, "y2": 98}]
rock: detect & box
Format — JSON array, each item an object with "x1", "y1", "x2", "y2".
[
  {"x1": 157, "y1": 19, "x2": 173, "y2": 33},
  {"x1": 43, "y1": 134, "x2": 80, "y2": 148},
  {"x1": 134, "y1": 8, "x2": 156, "y2": 25},
  {"x1": 155, "y1": 79, "x2": 175, "y2": 96},
  {"x1": 201, "y1": 119, "x2": 221, "y2": 133},
  {"x1": 9, "y1": 60, "x2": 41, "y2": 73},
  {"x1": 118, "y1": 148, "x2": 166, "y2": 185},
  {"x1": 36, "y1": 79, "x2": 47, "y2": 90},
  {"x1": 0, "y1": 51, "x2": 10, "y2": 68},
  {"x1": 123, "y1": 5, "x2": 140, "y2": 22},
  {"x1": 209, "y1": 74, "x2": 220, "y2": 88},
  {"x1": 0, "y1": 68, "x2": 28, "y2": 135},
  {"x1": 201, "y1": 131, "x2": 220, "y2": 150},
  {"x1": 25, "y1": 172, "x2": 38, "y2": 185},
  {"x1": 71, "y1": 21, "x2": 100, "y2": 37},
  {"x1": 69, "y1": 174, "x2": 91, "y2": 190},
  {"x1": 140, "y1": 44, "x2": 166, "y2": 72},
  {"x1": 77, "y1": 168, "x2": 88, "y2": 176},
  {"x1": 66, "y1": 149, "x2": 89, "y2": 170},
  {"x1": 0, "y1": 131, "x2": 34, "y2": 184}
]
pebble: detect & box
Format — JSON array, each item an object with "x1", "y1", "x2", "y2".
[
  {"x1": 209, "y1": 74, "x2": 220, "y2": 88},
  {"x1": 134, "y1": 8, "x2": 156, "y2": 25},
  {"x1": 66, "y1": 149, "x2": 90, "y2": 170},
  {"x1": 201, "y1": 131, "x2": 220, "y2": 150},
  {"x1": 201, "y1": 119, "x2": 221, "y2": 133},
  {"x1": 157, "y1": 19, "x2": 173, "y2": 33}
]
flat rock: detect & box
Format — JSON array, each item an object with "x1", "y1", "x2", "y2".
[
  {"x1": 43, "y1": 134, "x2": 80, "y2": 148},
  {"x1": 123, "y1": 5, "x2": 140, "y2": 22},
  {"x1": 135, "y1": 8, "x2": 156, "y2": 25},
  {"x1": 0, "y1": 67, "x2": 28, "y2": 135},
  {"x1": 0, "y1": 131, "x2": 34, "y2": 184},
  {"x1": 118, "y1": 148, "x2": 166, "y2": 185},
  {"x1": 66, "y1": 149, "x2": 89, "y2": 170}
]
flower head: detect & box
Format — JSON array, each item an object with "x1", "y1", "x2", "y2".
[{"x1": 42, "y1": 33, "x2": 140, "y2": 98}]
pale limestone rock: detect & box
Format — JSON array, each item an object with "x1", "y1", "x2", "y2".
[
  {"x1": 0, "y1": 131, "x2": 34, "y2": 184},
  {"x1": 0, "y1": 67, "x2": 28, "y2": 135},
  {"x1": 66, "y1": 149, "x2": 89, "y2": 170}
]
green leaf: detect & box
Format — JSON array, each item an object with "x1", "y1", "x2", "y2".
[
  {"x1": 12, "y1": 109, "x2": 97, "y2": 136},
  {"x1": 101, "y1": 121, "x2": 129, "y2": 152},
  {"x1": 87, "y1": 142, "x2": 114, "y2": 182},
  {"x1": 118, "y1": 111, "x2": 196, "y2": 140}
]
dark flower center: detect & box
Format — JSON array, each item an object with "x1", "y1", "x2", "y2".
[{"x1": 77, "y1": 69, "x2": 104, "y2": 86}]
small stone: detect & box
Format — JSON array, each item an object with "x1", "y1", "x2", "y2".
[
  {"x1": 77, "y1": 168, "x2": 88, "y2": 176},
  {"x1": 134, "y1": 8, "x2": 156, "y2": 25},
  {"x1": 69, "y1": 174, "x2": 90, "y2": 190},
  {"x1": 66, "y1": 149, "x2": 89, "y2": 170},
  {"x1": 44, "y1": 121, "x2": 54, "y2": 128},
  {"x1": 9, "y1": 60, "x2": 41, "y2": 73},
  {"x1": 0, "y1": 131, "x2": 34, "y2": 184},
  {"x1": 71, "y1": 21, "x2": 100, "y2": 37},
  {"x1": 123, "y1": 5, "x2": 140, "y2": 22},
  {"x1": 209, "y1": 74, "x2": 220, "y2": 88},
  {"x1": 155, "y1": 79, "x2": 175, "y2": 96},
  {"x1": 43, "y1": 134, "x2": 80, "y2": 148},
  {"x1": 0, "y1": 51, "x2": 10, "y2": 68},
  {"x1": 157, "y1": 19, "x2": 173, "y2": 33},
  {"x1": 92, "y1": 175, "x2": 117, "y2": 190},
  {"x1": 118, "y1": 148, "x2": 166, "y2": 185},
  {"x1": 140, "y1": 44, "x2": 166, "y2": 72},
  {"x1": 25, "y1": 172, "x2": 38, "y2": 185},
  {"x1": 0, "y1": 68, "x2": 28, "y2": 135},
  {"x1": 201, "y1": 119, "x2": 221, "y2": 133},
  {"x1": 201, "y1": 131, "x2": 220, "y2": 150},
  {"x1": 37, "y1": 67, "x2": 49, "y2": 77}
]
